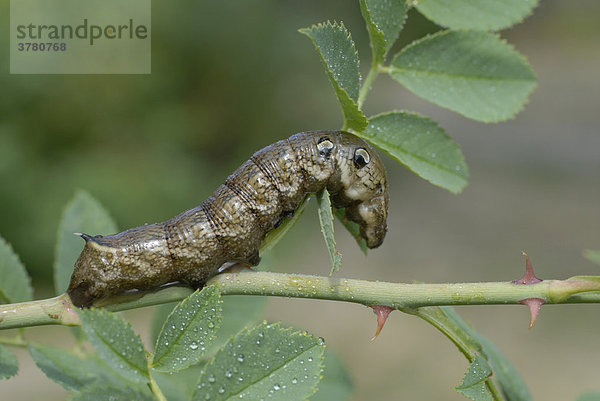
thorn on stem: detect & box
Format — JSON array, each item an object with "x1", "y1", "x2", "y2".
[
  {"x1": 371, "y1": 305, "x2": 394, "y2": 340},
  {"x1": 512, "y1": 251, "x2": 542, "y2": 285},
  {"x1": 519, "y1": 297, "x2": 545, "y2": 329}
]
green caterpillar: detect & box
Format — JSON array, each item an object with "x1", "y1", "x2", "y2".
[{"x1": 68, "y1": 131, "x2": 389, "y2": 307}]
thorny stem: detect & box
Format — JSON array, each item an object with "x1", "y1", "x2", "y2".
[{"x1": 1, "y1": 271, "x2": 600, "y2": 330}]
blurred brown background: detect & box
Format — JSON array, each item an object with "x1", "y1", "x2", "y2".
[{"x1": 1, "y1": 1, "x2": 599, "y2": 400}]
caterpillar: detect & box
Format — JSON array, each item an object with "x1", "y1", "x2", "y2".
[{"x1": 67, "y1": 131, "x2": 389, "y2": 307}]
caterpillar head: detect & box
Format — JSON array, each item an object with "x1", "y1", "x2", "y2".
[
  {"x1": 67, "y1": 236, "x2": 103, "y2": 307},
  {"x1": 329, "y1": 132, "x2": 389, "y2": 248}
]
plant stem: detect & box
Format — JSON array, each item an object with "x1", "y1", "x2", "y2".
[
  {"x1": 148, "y1": 368, "x2": 168, "y2": 401},
  {"x1": 357, "y1": 60, "x2": 381, "y2": 109},
  {"x1": 1, "y1": 272, "x2": 600, "y2": 330},
  {"x1": 0, "y1": 335, "x2": 27, "y2": 347},
  {"x1": 406, "y1": 306, "x2": 504, "y2": 400}
]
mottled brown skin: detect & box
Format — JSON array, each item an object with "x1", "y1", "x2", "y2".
[{"x1": 68, "y1": 131, "x2": 389, "y2": 307}]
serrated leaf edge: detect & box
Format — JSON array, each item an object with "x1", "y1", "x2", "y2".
[
  {"x1": 299, "y1": 21, "x2": 361, "y2": 99},
  {"x1": 392, "y1": 29, "x2": 536, "y2": 79},
  {"x1": 389, "y1": 29, "x2": 537, "y2": 122},
  {"x1": 415, "y1": 0, "x2": 539, "y2": 32},
  {"x1": 151, "y1": 287, "x2": 223, "y2": 370},
  {"x1": 360, "y1": 0, "x2": 408, "y2": 62},
  {"x1": 78, "y1": 309, "x2": 149, "y2": 381},
  {"x1": 0, "y1": 235, "x2": 33, "y2": 303},
  {"x1": 360, "y1": 0, "x2": 387, "y2": 63},
  {"x1": 53, "y1": 189, "x2": 117, "y2": 294},
  {"x1": 299, "y1": 21, "x2": 367, "y2": 131},
  {"x1": 193, "y1": 321, "x2": 325, "y2": 401},
  {"x1": 360, "y1": 110, "x2": 469, "y2": 193},
  {"x1": 0, "y1": 344, "x2": 19, "y2": 379}
]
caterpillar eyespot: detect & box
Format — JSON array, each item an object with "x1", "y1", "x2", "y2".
[
  {"x1": 354, "y1": 148, "x2": 370, "y2": 168},
  {"x1": 317, "y1": 137, "x2": 334, "y2": 157},
  {"x1": 67, "y1": 131, "x2": 389, "y2": 307}
]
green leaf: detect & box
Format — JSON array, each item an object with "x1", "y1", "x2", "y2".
[
  {"x1": 361, "y1": 111, "x2": 468, "y2": 194},
  {"x1": 260, "y1": 195, "x2": 309, "y2": 255},
  {"x1": 0, "y1": 235, "x2": 33, "y2": 303},
  {"x1": 153, "y1": 364, "x2": 205, "y2": 401},
  {"x1": 54, "y1": 189, "x2": 118, "y2": 294},
  {"x1": 151, "y1": 295, "x2": 268, "y2": 360},
  {"x1": 207, "y1": 294, "x2": 268, "y2": 355},
  {"x1": 152, "y1": 287, "x2": 222, "y2": 372},
  {"x1": 416, "y1": 0, "x2": 538, "y2": 31},
  {"x1": 299, "y1": 22, "x2": 367, "y2": 132},
  {"x1": 475, "y1": 335, "x2": 532, "y2": 401},
  {"x1": 360, "y1": 0, "x2": 408, "y2": 63},
  {"x1": 0, "y1": 289, "x2": 8, "y2": 304},
  {"x1": 70, "y1": 385, "x2": 155, "y2": 401},
  {"x1": 151, "y1": 302, "x2": 178, "y2": 346},
  {"x1": 310, "y1": 350, "x2": 353, "y2": 401},
  {"x1": 334, "y1": 208, "x2": 368, "y2": 256},
  {"x1": 316, "y1": 189, "x2": 342, "y2": 275},
  {"x1": 441, "y1": 306, "x2": 533, "y2": 401},
  {"x1": 455, "y1": 355, "x2": 493, "y2": 401},
  {"x1": 389, "y1": 30, "x2": 537, "y2": 122},
  {"x1": 0, "y1": 344, "x2": 18, "y2": 379},
  {"x1": 191, "y1": 322, "x2": 325, "y2": 401},
  {"x1": 78, "y1": 308, "x2": 149, "y2": 384},
  {"x1": 299, "y1": 22, "x2": 360, "y2": 101},
  {"x1": 29, "y1": 344, "x2": 127, "y2": 390},
  {"x1": 584, "y1": 249, "x2": 600, "y2": 265},
  {"x1": 577, "y1": 393, "x2": 600, "y2": 401}
]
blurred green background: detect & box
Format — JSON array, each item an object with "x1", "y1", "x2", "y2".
[{"x1": 1, "y1": 1, "x2": 599, "y2": 400}]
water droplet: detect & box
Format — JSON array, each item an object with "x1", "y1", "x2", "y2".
[
  {"x1": 273, "y1": 384, "x2": 281, "y2": 391},
  {"x1": 208, "y1": 374, "x2": 216, "y2": 383},
  {"x1": 291, "y1": 378, "x2": 298, "y2": 384},
  {"x1": 317, "y1": 337, "x2": 325, "y2": 345},
  {"x1": 307, "y1": 357, "x2": 313, "y2": 362},
  {"x1": 190, "y1": 342, "x2": 199, "y2": 350},
  {"x1": 225, "y1": 369, "x2": 233, "y2": 378},
  {"x1": 218, "y1": 386, "x2": 226, "y2": 394},
  {"x1": 237, "y1": 354, "x2": 245, "y2": 363}
]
